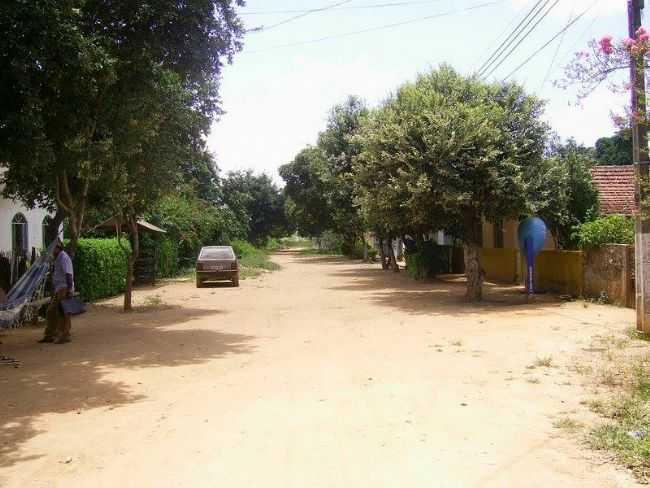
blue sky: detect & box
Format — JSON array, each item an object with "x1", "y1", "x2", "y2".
[{"x1": 208, "y1": 0, "x2": 626, "y2": 179}]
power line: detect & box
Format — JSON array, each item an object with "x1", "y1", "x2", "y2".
[
  {"x1": 539, "y1": 0, "x2": 576, "y2": 91},
  {"x1": 479, "y1": 0, "x2": 557, "y2": 78},
  {"x1": 247, "y1": 0, "x2": 353, "y2": 33},
  {"x1": 502, "y1": 0, "x2": 600, "y2": 82},
  {"x1": 481, "y1": 0, "x2": 559, "y2": 79},
  {"x1": 476, "y1": 0, "x2": 548, "y2": 76},
  {"x1": 472, "y1": 0, "x2": 532, "y2": 70},
  {"x1": 240, "y1": 1, "x2": 445, "y2": 15},
  {"x1": 244, "y1": 1, "x2": 505, "y2": 54}
]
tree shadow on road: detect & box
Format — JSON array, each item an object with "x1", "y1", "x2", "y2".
[
  {"x1": 0, "y1": 303, "x2": 254, "y2": 469},
  {"x1": 326, "y1": 266, "x2": 563, "y2": 317}
]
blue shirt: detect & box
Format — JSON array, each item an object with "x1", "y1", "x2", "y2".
[{"x1": 53, "y1": 250, "x2": 74, "y2": 293}]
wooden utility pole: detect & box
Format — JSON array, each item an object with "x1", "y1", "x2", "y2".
[{"x1": 629, "y1": 0, "x2": 650, "y2": 331}]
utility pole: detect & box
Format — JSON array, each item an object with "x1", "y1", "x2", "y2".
[{"x1": 630, "y1": 0, "x2": 650, "y2": 331}]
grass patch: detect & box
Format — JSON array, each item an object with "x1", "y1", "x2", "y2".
[
  {"x1": 450, "y1": 339, "x2": 463, "y2": 347},
  {"x1": 533, "y1": 356, "x2": 553, "y2": 368},
  {"x1": 298, "y1": 247, "x2": 341, "y2": 256},
  {"x1": 625, "y1": 327, "x2": 650, "y2": 342},
  {"x1": 586, "y1": 359, "x2": 650, "y2": 482},
  {"x1": 232, "y1": 240, "x2": 280, "y2": 280},
  {"x1": 553, "y1": 417, "x2": 584, "y2": 434}
]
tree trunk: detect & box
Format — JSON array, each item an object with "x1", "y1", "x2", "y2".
[
  {"x1": 388, "y1": 238, "x2": 400, "y2": 273},
  {"x1": 123, "y1": 218, "x2": 139, "y2": 312},
  {"x1": 464, "y1": 243, "x2": 483, "y2": 301},
  {"x1": 379, "y1": 238, "x2": 389, "y2": 270},
  {"x1": 363, "y1": 239, "x2": 369, "y2": 262}
]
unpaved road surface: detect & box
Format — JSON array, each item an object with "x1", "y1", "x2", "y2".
[{"x1": 0, "y1": 251, "x2": 640, "y2": 487}]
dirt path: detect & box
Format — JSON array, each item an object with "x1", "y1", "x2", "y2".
[{"x1": 0, "y1": 251, "x2": 641, "y2": 487}]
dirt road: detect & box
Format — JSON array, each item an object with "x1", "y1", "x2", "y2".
[{"x1": 0, "y1": 251, "x2": 640, "y2": 487}]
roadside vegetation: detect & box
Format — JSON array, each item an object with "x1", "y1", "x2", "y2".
[{"x1": 559, "y1": 328, "x2": 650, "y2": 483}]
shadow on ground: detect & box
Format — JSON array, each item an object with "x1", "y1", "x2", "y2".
[
  {"x1": 0, "y1": 303, "x2": 254, "y2": 468},
  {"x1": 326, "y1": 265, "x2": 563, "y2": 317}
]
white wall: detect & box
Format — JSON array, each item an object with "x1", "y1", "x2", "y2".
[{"x1": 0, "y1": 195, "x2": 51, "y2": 254}]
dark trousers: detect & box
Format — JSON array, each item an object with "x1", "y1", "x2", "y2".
[{"x1": 44, "y1": 291, "x2": 71, "y2": 340}]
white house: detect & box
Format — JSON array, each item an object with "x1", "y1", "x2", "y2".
[{"x1": 0, "y1": 183, "x2": 53, "y2": 255}]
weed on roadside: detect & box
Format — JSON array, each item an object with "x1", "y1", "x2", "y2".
[
  {"x1": 553, "y1": 417, "x2": 584, "y2": 434},
  {"x1": 533, "y1": 356, "x2": 553, "y2": 368},
  {"x1": 450, "y1": 339, "x2": 463, "y2": 347},
  {"x1": 526, "y1": 378, "x2": 541, "y2": 384}
]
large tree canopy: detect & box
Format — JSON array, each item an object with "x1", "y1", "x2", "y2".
[
  {"x1": 0, "y1": 0, "x2": 244, "y2": 253},
  {"x1": 354, "y1": 65, "x2": 549, "y2": 300}
]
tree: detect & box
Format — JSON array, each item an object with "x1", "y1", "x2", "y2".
[
  {"x1": 0, "y1": 0, "x2": 244, "y2": 255},
  {"x1": 528, "y1": 139, "x2": 598, "y2": 248},
  {"x1": 318, "y1": 96, "x2": 368, "y2": 246},
  {"x1": 595, "y1": 130, "x2": 633, "y2": 165},
  {"x1": 221, "y1": 171, "x2": 289, "y2": 245},
  {"x1": 280, "y1": 147, "x2": 333, "y2": 238},
  {"x1": 354, "y1": 66, "x2": 548, "y2": 300}
]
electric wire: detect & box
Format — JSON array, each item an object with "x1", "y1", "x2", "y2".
[
  {"x1": 476, "y1": 0, "x2": 548, "y2": 77},
  {"x1": 247, "y1": 0, "x2": 353, "y2": 33},
  {"x1": 539, "y1": 0, "x2": 577, "y2": 91},
  {"x1": 502, "y1": 0, "x2": 601, "y2": 82},
  {"x1": 481, "y1": 0, "x2": 559, "y2": 79},
  {"x1": 244, "y1": 1, "x2": 505, "y2": 54},
  {"x1": 241, "y1": 0, "x2": 445, "y2": 15}
]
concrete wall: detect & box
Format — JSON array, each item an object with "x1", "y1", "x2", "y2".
[
  {"x1": 480, "y1": 248, "x2": 519, "y2": 283},
  {"x1": 0, "y1": 195, "x2": 51, "y2": 254},
  {"x1": 584, "y1": 245, "x2": 635, "y2": 307},
  {"x1": 534, "y1": 251, "x2": 584, "y2": 296}
]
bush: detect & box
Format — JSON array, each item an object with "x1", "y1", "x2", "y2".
[
  {"x1": 575, "y1": 215, "x2": 635, "y2": 249},
  {"x1": 342, "y1": 239, "x2": 378, "y2": 260},
  {"x1": 265, "y1": 238, "x2": 282, "y2": 251},
  {"x1": 74, "y1": 238, "x2": 130, "y2": 301},
  {"x1": 158, "y1": 237, "x2": 180, "y2": 278},
  {"x1": 231, "y1": 240, "x2": 280, "y2": 272},
  {"x1": 405, "y1": 241, "x2": 450, "y2": 280}
]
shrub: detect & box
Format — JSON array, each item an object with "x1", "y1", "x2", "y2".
[
  {"x1": 342, "y1": 239, "x2": 378, "y2": 260},
  {"x1": 231, "y1": 240, "x2": 280, "y2": 273},
  {"x1": 73, "y1": 238, "x2": 130, "y2": 301},
  {"x1": 158, "y1": 237, "x2": 180, "y2": 278},
  {"x1": 575, "y1": 215, "x2": 635, "y2": 249},
  {"x1": 405, "y1": 241, "x2": 450, "y2": 280}
]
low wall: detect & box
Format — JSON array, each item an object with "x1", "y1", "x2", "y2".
[
  {"x1": 480, "y1": 248, "x2": 518, "y2": 283},
  {"x1": 534, "y1": 250, "x2": 584, "y2": 296},
  {"x1": 584, "y1": 245, "x2": 634, "y2": 307}
]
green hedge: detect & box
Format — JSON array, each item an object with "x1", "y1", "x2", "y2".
[{"x1": 74, "y1": 238, "x2": 130, "y2": 302}]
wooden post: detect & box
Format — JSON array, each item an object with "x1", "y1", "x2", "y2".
[{"x1": 629, "y1": 0, "x2": 650, "y2": 331}]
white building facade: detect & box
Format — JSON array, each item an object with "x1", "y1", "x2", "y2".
[{"x1": 0, "y1": 186, "x2": 53, "y2": 255}]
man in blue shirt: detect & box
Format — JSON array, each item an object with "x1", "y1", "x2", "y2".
[{"x1": 39, "y1": 243, "x2": 74, "y2": 344}]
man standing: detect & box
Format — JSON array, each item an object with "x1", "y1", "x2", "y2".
[{"x1": 39, "y1": 242, "x2": 74, "y2": 344}]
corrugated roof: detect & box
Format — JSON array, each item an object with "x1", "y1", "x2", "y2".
[{"x1": 591, "y1": 165, "x2": 636, "y2": 216}]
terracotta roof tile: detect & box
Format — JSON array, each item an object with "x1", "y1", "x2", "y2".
[{"x1": 591, "y1": 165, "x2": 636, "y2": 216}]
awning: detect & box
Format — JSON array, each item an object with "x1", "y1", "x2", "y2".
[{"x1": 97, "y1": 217, "x2": 167, "y2": 234}]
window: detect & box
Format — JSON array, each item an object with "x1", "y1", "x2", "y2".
[
  {"x1": 42, "y1": 216, "x2": 57, "y2": 248},
  {"x1": 11, "y1": 213, "x2": 28, "y2": 255}
]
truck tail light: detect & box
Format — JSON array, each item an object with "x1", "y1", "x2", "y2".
[
  {"x1": 231, "y1": 262, "x2": 238, "y2": 270},
  {"x1": 197, "y1": 263, "x2": 204, "y2": 271}
]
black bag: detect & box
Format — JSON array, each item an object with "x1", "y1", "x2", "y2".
[{"x1": 60, "y1": 297, "x2": 86, "y2": 316}]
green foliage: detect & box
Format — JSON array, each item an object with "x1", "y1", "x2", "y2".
[
  {"x1": 231, "y1": 240, "x2": 280, "y2": 277},
  {"x1": 158, "y1": 238, "x2": 180, "y2": 278},
  {"x1": 575, "y1": 215, "x2": 634, "y2": 248},
  {"x1": 221, "y1": 171, "x2": 290, "y2": 246},
  {"x1": 73, "y1": 239, "x2": 130, "y2": 301},
  {"x1": 595, "y1": 130, "x2": 632, "y2": 166},
  {"x1": 529, "y1": 138, "x2": 599, "y2": 248},
  {"x1": 280, "y1": 96, "x2": 368, "y2": 241},
  {"x1": 405, "y1": 242, "x2": 450, "y2": 280}
]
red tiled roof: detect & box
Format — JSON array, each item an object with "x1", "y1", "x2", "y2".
[{"x1": 591, "y1": 165, "x2": 637, "y2": 216}]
